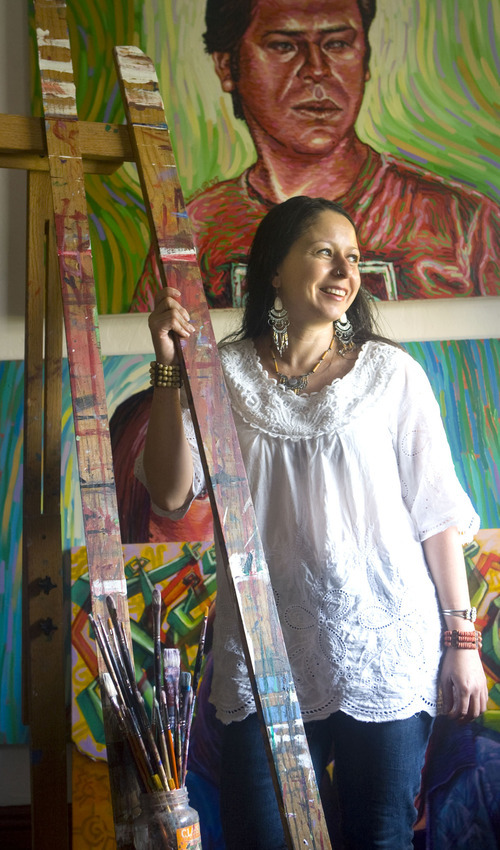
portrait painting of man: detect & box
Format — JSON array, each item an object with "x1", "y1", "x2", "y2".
[{"x1": 131, "y1": 0, "x2": 500, "y2": 310}]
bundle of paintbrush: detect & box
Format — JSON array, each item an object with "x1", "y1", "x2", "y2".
[{"x1": 90, "y1": 591, "x2": 208, "y2": 793}]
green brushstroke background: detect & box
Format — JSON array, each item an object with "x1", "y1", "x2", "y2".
[{"x1": 29, "y1": 0, "x2": 500, "y2": 313}]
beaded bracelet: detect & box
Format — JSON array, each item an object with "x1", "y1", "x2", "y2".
[
  {"x1": 149, "y1": 360, "x2": 182, "y2": 389},
  {"x1": 443, "y1": 629, "x2": 482, "y2": 650},
  {"x1": 441, "y1": 607, "x2": 477, "y2": 622}
]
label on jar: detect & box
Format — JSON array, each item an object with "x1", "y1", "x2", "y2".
[{"x1": 176, "y1": 822, "x2": 201, "y2": 850}]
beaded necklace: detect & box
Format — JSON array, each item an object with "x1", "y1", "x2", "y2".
[{"x1": 270, "y1": 334, "x2": 335, "y2": 394}]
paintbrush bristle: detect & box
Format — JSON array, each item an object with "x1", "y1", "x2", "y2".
[
  {"x1": 163, "y1": 647, "x2": 180, "y2": 669},
  {"x1": 101, "y1": 671, "x2": 117, "y2": 700},
  {"x1": 179, "y1": 671, "x2": 191, "y2": 688},
  {"x1": 152, "y1": 587, "x2": 161, "y2": 608}
]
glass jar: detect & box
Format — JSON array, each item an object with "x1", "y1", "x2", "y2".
[{"x1": 133, "y1": 788, "x2": 201, "y2": 850}]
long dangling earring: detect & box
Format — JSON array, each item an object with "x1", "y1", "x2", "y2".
[
  {"x1": 268, "y1": 294, "x2": 289, "y2": 356},
  {"x1": 334, "y1": 312, "x2": 355, "y2": 357}
]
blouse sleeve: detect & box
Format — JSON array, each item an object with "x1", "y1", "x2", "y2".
[
  {"x1": 134, "y1": 388, "x2": 207, "y2": 519},
  {"x1": 395, "y1": 353, "x2": 479, "y2": 543}
]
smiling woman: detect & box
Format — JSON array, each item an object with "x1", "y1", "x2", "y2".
[
  {"x1": 138, "y1": 195, "x2": 488, "y2": 850},
  {"x1": 250, "y1": 205, "x2": 364, "y2": 391}
]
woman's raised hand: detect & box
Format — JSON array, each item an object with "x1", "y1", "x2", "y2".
[{"x1": 148, "y1": 287, "x2": 195, "y2": 364}]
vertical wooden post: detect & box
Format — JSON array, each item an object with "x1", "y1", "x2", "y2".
[{"x1": 23, "y1": 169, "x2": 70, "y2": 849}]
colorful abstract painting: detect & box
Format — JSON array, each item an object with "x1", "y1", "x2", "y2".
[
  {"x1": 71, "y1": 541, "x2": 216, "y2": 760},
  {"x1": 404, "y1": 339, "x2": 500, "y2": 528},
  {"x1": 0, "y1": 361, "x2": 24, "y2": 745},
  {"x1": 465, "y1": 529, "x2": 500, "y2": 729}
]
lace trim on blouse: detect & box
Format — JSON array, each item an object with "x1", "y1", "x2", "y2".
[{"x1": 220, "y1": 339, "x2": 395, "y2": 439}]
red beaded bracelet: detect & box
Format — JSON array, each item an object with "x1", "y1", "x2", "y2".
[{"x1": 443, "y1": 629, "x2": 482, "y2": 650}]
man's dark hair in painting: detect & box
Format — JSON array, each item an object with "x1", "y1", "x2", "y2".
[{"x1": 203, "y1": 0, "x2": 377, "y2": 119}]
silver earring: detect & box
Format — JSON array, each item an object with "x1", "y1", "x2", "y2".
[
  {"x1": 268, "y1": 294, "x2": 289, "y2": 356},
  {"x1": 334, "y1": 312, "x2": 355, "y2": 357}
]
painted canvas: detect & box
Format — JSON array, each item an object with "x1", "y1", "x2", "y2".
[
  {"x1": 0, "y1": 361, "x2": 24, "y2": 745},
  {"x1": 29, "y1": 0, "x2": 500, "y2": 313},
  {"x1": 136, "y1": 0, "x2": 500, "y2": 308},
  {"x1": 71, "y1": 541, "x2": 216, "y2": 760}
]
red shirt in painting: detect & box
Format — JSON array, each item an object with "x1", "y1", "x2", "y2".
[{"x1": 130, "y1": 148, "x2": 500, "y2": 310}]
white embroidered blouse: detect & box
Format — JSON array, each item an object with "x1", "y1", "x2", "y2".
[{"x1": 140, "y1": 339, "x2": 479, "y2": 725}]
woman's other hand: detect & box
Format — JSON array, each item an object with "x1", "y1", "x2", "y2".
[{"x1": 439, "y1": 645, "x2": 489, "y2": 721}]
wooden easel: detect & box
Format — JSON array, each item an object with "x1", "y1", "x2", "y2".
[
  {"x1": 0, "y1": 113, "x2": 134, "y2": 850},
  {"x1": 1, "y1": 1, "x2": 331, "y2": 846}
]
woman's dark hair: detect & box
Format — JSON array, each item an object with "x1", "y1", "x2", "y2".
[
  {"x1": 224, "y1": 195, "x2": 396, "y2": 349},
  {"x1": 203, "y1": 0, "x2": 377, "y2": 120}
]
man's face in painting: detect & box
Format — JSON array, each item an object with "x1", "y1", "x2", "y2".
[{"x1": 213, "y1": 0, "x2": 370, "y2": 157}]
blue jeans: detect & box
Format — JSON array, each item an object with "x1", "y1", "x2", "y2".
[{"x1": 219, "y1": 710, "x2": 433, "y2": 850}]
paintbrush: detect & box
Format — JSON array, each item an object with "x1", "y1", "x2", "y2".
[
  {"x1": 163, "y1": 647, "x2": 181, "y2": 782},
  {"x1": 106, "y1": 595, "x2": 136, "y2": 687},
  {"x1": 163, "y1": 648, "x2": 181, "y2": 734},
  {"x1": 151, "y1": 587, "x2": 163, "y2": 735},
  {"x1": 179, "y1": 671, "x2": 192, "y2": 786},
  {"x1": 157, "y1": 683, "x2": 177, "y2": 786},
  {"x1": 181, "y1": 612, "x2": 208, "y2": 785},
  {"x1": 192, "y1": 612, "x2": 208, "y2": 702},
  {"x1": 154, "y1": 697, "x2": 176, "y2": 791},
  {"x1": 107, "y1": 616, "x2": 134, "y2": 701}
]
